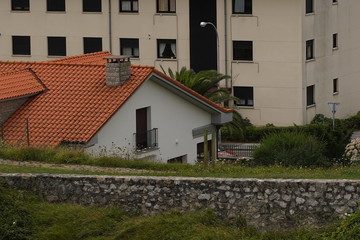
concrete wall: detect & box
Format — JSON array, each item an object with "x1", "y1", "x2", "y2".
[
  {"x1": 86, "y1": 78, "x2": 212, "y2": 164},
  {"x1": 1, "y1": 173, "x2": 359, "y2": 230}
]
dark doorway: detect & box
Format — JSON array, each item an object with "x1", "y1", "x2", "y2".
[
  {"x1": 136, "y1": 107, "x2": 148, "y2": 149},
  {"x1": 189, "y1": 0, "x2": 217, "y2": 73}
]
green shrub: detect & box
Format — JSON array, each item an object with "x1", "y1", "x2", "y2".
[
  {"x1": 0, "y1": 182, "x2": 34, "y2": 240},
  {"x1": 252, "y1": 131, "x2": 328, "y2": 167}
]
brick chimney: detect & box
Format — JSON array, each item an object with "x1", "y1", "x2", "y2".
[{"x1": 104, "y1": 56, "x2": 131, "y2": 86}]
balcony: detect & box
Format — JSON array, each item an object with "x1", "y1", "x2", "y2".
[{"x1": 134, "y1": 128, "x2": 158, "y2": 151}]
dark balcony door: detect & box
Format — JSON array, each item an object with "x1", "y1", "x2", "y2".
[
  {"x1": 136, "y1": 107, "x2": 148, "y2": 148},
  {"x1": 189, "y1": 0, "x2": 217, "y2": 72}
]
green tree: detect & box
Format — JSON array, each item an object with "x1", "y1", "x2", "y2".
[{"x1": 162, "y1": 66, "x2": 247, "y2": 136}]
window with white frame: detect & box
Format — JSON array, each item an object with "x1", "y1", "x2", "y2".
[
  {"x1": 48, "y1": 36, "x2": 66, "y2": 56},
  {"x1": 47, "y1": 0, "x2": 65, "y2": 11},
  {"x1": 83, "y1": 0, "x2": 102, "y2": 12},
  {"x1": 306, "y1": 0, "x2": 313, "y2": 14},
  {"x1": 233, "y1": 41, "x2": 253, "y2": 61},
  {"x1": 12, "y1": 36, "x2": 31, "y2": 55},
  {"x1": 333, "y1": 33, "x2": 338, "y2": 49},
  {"x1": 233, "y1": 86, "x2": 254, "y2": 107},
  {"x1": 157, "y1": 39, "x2": 176, "y2": 59},
  {"x1": 306, "y1": 85, "x2": 315, "y2": 106},
  {"x1": 83, "y1": 37, "x2": 102, "y2": 54},
  {"x1": 157, "y1": 0, "x2": 176, "y2": 13},
  {"x1": 11, "y1": 0, "x2": 29, "y2": 11},
  {"x1": 306, "y1": 39, "x2": 314, "y2": 60},
  {"x1": 233, "y1": 0, "x2": 252, "y2": 14},
  {"x1": 333, "y1": 78, "x2": 338, "y2": 94},
  {"x1": 120, "y1": 0, "x2": 138, "y2": 12},
  {"x1": 120, "y1": 38, "x2": 139, "y2": 58}
]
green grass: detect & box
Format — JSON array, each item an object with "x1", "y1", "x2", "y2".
[
  {"x1": 1, "y1": 182, "x2": 359, "y2": 240},
  {"x1": 0, "y1": 145, "x2": 360, "y2": 179}
]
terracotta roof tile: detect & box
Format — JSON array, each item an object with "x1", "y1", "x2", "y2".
[
  {"x1": 0, "y1": 51, "x2": 230, "y2": 146},
  {"x1": 0, "y1": 69, "x2": 45, "y2": 101}
]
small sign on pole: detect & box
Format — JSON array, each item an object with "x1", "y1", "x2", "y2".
[{"x1": 328, "y1": 102, "x2": 340, "y2": 130}]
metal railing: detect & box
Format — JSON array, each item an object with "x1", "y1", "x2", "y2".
[
  {"x1": 134, "y1": 128, "x2": 158, "y2": 150},
  {"x1": 218, "y1": 143, "x2": 260, "y2": 159}
]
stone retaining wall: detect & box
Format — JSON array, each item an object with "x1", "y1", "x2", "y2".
[{"x1": 1, "y1": 173, "x2": 359, "y2": 230}]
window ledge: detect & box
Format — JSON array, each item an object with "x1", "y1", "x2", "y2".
[
  {"x1": 306, "y1": 104, "x2": 316, "y2": 109},
  {"x1": 11, "y1": 10, "x2": 30, "y2": 13},
  {"x1": 332, "y1": 2, "x2": 338, "y2": 6},
  {"x1": 119, "y1": 12, "x2": 139, "y2": 15},
  {"x1": 333, "y1": 92, "x2": 339, "y2": 95},
  {"x1": 231, "y1": 14, "x2": 253, "y2": 17},
  {"x1": 156, "y1": 58, "x2": 177, "y2": 61},
  {"x1": 332, "y1": 47, "x2": 339, "y2": 51},
  {"x1": 47, "y1": 55, "x2": 66, "y2": 58},
  {"x1": 232, "y1": 60, "x2": 254, "y2": 64},
  {"x1": 305, "y1": 12, "x2": 315, "y2": 16},
  {"x1": 12, "y1": 55, "x2": 31, "y2": 57},
  {"x1": 82, "y1": 12, "x2": 102, "y2": 14},
  {"x1": 233, "y1": 106, "x2": 254, "y2": 109},
  {"x1": 46, "y1": 11, "x2": 66, "y2": 14},
  {"x1": 155, "y1": 13, "x2": 177, "y2": 16},
  {"x1": 306, "y1": 58, "x2": 315, "y2": 63}
]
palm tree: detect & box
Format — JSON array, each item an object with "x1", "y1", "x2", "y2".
[
  {"x1": 162, "y1": 66, "x2": 247, "y2": 137},
  {"x1": 164, "y1": 66, "x2": 238, "y2": 104}
]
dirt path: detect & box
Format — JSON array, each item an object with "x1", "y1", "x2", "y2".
[{"x1": 0, "y1": 158, "x2": 152, "y2": 174}]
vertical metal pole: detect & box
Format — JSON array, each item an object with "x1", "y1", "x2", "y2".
[
  {"x1": 211, "y1": 130, "x2": 216, "y2": 166},
  {"x1": 25, "y1": 118, "x2": 30, "y2": 146},
  {"x1": 204, "y1": 130, "x2": 208, "y2": 164},
  {"x1": 332, "y1": 112, "x2": 335, "y2": 131}
]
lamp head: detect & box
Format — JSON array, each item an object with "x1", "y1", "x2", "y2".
[{"x1": 200, "y1": 22, "x2": 208, "y2": 27}]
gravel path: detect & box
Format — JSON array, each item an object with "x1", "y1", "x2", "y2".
[{"x1": 0, "y1": 158, "x2": 152, "y2": 174}]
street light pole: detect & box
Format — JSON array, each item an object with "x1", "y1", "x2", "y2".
[{"x1": 200, "y1": 21, "x2": 220, "y2": 73}]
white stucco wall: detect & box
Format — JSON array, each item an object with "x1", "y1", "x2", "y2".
[{"x1": 86, "y1": 78, "x2": 213, "y2": 164}]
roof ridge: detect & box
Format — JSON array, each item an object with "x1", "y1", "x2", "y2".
[
  {"x1": 42, "y1": 51, "x2": 111, "y2": 63},
  {"x1": 0, "y1": 61, "x2": 106, "y2": 67}
]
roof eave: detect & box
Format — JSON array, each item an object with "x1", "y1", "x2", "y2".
[{"x1": 149, "y1": 73, "x2": 233, "y2": 125}]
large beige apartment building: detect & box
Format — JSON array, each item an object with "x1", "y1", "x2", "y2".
[{"x1": 1, "y1": 0, "x2": 360, "y2": 126}]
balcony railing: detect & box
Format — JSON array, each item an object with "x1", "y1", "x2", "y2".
[{"x1": 134, "y1": 128, "x2": 158, "y2": 150}]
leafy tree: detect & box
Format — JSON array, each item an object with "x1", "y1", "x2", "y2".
[{"x1": 162, "y1": 66, "x2": 247, "y2": 135}]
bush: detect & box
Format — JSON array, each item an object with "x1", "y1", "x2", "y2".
[{"x1": 252, "y1": 131, "x2": 328, "y2": 167}]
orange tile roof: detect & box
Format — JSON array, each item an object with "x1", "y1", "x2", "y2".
[
  {"x1": 0, "y1": 69, "x2": 46, "y2": 101},
  {"x1": 0, "y1": 51, "x2": 230, "y2": 146}
]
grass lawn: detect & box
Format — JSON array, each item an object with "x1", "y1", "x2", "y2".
[{"x1": 1, "y1": 162, "x2": 360, "y2": 180}]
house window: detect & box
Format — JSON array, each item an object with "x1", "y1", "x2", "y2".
[
  {"x1": 333, "y1": 78, "x2": 338, "y2": 94},
  {"x1": 83, "y1": 0, "x2": 101, "y2": 12},
  {"x1": 233, "y1": 41, "x2": 253, "y2": 61},
  {"x1": 83, "y1": 37, "x2": 102, "y2": 54},
  {"x1": 306, "y1": 85, "x2": 315, "y2": 106},
  {"x1": 306, "y1": 0, "x2": 313, "y2": 14},
  {"x1": 120, "y1": 38, "x2": 139, "y2": 58},
  {"x1": 306, "y1": 39, "x2": 314, "y2": 60},
  {"x1": 157, "y1": 0, "x2": 176, "y2": 13},
  {"x1": 157, "y1": 39, "x2": 176, "y2": 59},
  {"x1": 11, "y1": 0, "x2": 29, "y2": 11},
  {"x1": 47, "y1": 0, "x2": 65, "y2": 11},
  {"x1": 333, "y1": 0, "x2": 338, "y2": 3},
  {"x1": 12, "y1": 36, "x2": 30, "y2": 55},
  {"x1": 233, "y1": 86, "x2": 254, "y2": 106},
  {"x1": 48, "y1": 37, "x2": 66, "y2": 56},
  {"x1": 333, "y1": 33, "x2": 338, "y2": 49},
  {"x1": 120, "y1": 0, "x2": 138, "y2": 12},
  {"x1": 233, "y1": 0, "x2": 252, "y2": 14}
]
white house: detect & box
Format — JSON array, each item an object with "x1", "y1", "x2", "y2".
[{"x1": 0, "y1": 52, "x2": 232, "y2": 164}]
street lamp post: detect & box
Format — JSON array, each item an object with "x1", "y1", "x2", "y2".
[
  {"x1": 200, "y1": 21, "x2": 220, "y2": 73},
  {"x1": 200, "y1": 21, "x2": 220, "y2": 160}
]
